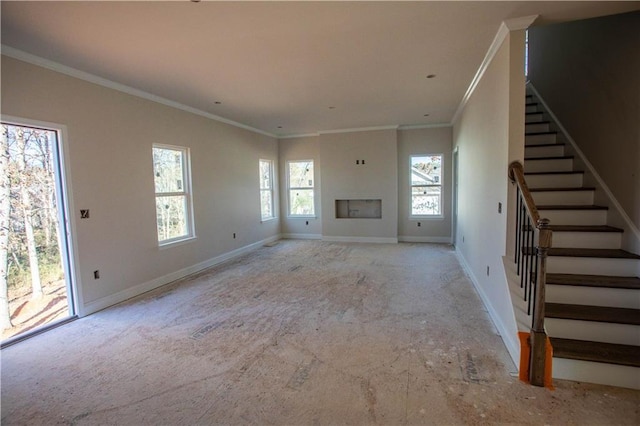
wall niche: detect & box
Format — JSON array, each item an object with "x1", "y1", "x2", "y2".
[{"x1": 335, "y1": 199, "x2": 382, "y2": 219}]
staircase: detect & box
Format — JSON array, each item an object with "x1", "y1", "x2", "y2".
[{"x1": 524, "y1": 92, "x2": 640, "y2": 389}]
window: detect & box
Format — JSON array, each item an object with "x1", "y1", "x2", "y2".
[
  {"x1": 287, "y1": 160, "x2": 315, "y2": 217},
  {"x1": 411, "y1": 154, "x2": 442, "y2": 217},
  {"x1": 153, "y1": 144, "x2": 194, "y2": 244},
  {"x1": 259, "y1": 159, "x2": 275, "y2": 220}
]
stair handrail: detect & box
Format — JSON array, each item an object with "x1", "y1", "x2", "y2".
[{"x1": 509, "y1": 160, "x2": 553, "y2": 387}]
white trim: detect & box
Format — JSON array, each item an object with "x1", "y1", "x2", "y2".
[
  {"x1": 398, "y1": 123, "x2": 453, "y2": 130},
  {"x1": 1, "y1": 45, "x2": 277, "y2": 139},
  {"x1": 322, "y1": 236, "x2": 398, "y2": 244},
  {"x1": 281, "y1": 233, "x2": 323, "y2": 240},
  {"x1": 278, "y1": 133, "x2": 320, "y2": 140},
  {"x1": 452, "y1": 15, "x2": 538, "y2": 125},
  {"x1": 278, "y1": 123, "x2": 452, "y2": 140},
  {"x1": 456, "y1": 248, "x2": 520, "y2": 368},
  {"x1": 398, "y1": 236, "x2": 452, "y2": 244},
  {"x1": 527, "y1": 83, "x2": 640, "y2": 243},
  {"x1": 81, "y1": 235, "x2": 280, "y2": 316},
  {"x1": 318, "y1": 125, "x2": 399, "y2": 135}
]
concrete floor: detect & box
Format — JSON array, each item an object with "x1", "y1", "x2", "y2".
[{"x1": 1, "y1": 241, "x2": 638, "y2": 425}]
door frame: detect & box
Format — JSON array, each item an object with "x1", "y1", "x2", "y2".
[{"x1": 1, "y1": 115, "x2": 84, "y2": 344}]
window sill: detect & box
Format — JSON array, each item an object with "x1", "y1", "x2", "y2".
[
  {"x1": 409, "y1": 215, "x2": 444, "y2": 220},
  {"x1": 158, "y1": 235, "x2": 197, "y2": 250},
  {"x1": 261, "y1": 217, "x2": 278, "y2": 224},
  {"x1": 287, "y1": 215, "x2": 317, "y2": 219}
]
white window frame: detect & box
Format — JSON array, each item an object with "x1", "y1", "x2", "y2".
[
  {"x1": 259, "y1": 159, "x2": 276, "y2": 221},
  {"x1": 153, "y1": 144, "x2": 195, "y2": 246},
  {"x1": 287, "y1": 160, "x2": 316, "y2": 218},
  {"x1": 410, "y1": 154, "x2": 444, "y2": 218}
]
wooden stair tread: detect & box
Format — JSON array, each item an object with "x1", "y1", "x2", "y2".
[
  {"x1": 547, "y1": 248, "x2": 640, "y2": 259},
  {"x1": 547, "y1": 273, "x2": 640, "y2": 289},
  {"x1": 524, "y1": 170, "x2": 580, "y2": 175},
  {"x1": 524, "y1": 155, "x2": 573, "y2": 161},
  {"x1": 525, "y1": 131, "x2": 557, "y2": 136},
  {"x1": 529, "y1": 187, "x2": 594, "y2": 192},
  {"x1": 525, "y1": 121, "x2": 551, "y2": 126},
  {"x1": 547, "y1": 225, "x2": 623, "y2": 233},
  {"x1": 550, "y1": 337, "x2": 640, "y2": 367},
  {"x1": 537, "y1": 204, "x2": 608, "y2": 210},
  {"x1": 546, "y1": 303, "x2": 640, "y2": 325}
]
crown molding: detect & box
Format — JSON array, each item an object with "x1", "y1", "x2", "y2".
[
  {"x1": 398, "y1": 122, "x2": 453, "y2": 130},
  {"x1": 1, "y1": 45, "x2": 278, "y2": 139},
  {"x1": 318, "y1": 125, "x2": 399, "y2": 135}
]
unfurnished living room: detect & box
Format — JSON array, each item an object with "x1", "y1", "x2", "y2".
[{"x1": 1, "y1": 1, "x2": 639, "y2": 425}]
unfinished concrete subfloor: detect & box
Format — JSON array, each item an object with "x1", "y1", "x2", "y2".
[{"x1": 2, "y1": 241, "x2": 638, "y2": 425}]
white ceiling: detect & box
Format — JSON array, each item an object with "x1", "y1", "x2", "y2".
[{"x1": 2, "y1": 1, "x2": 638, "y2": 137}]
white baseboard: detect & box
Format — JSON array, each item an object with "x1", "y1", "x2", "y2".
[
  {"x1": 322, "y1": 236, "x2": 398, "y2": 244},
  {"x1": 281, "y1": 233, "x2": 323, "y2": 240},
  {"x1": 81, "y1": 234, "x2": 281, "y2": 316},
  {"x1": 455, "y1": 249, "x2": 520, "y2": 369},
  {"x1": 398, "y1": 235, "x2": 452, "y2": 243}
]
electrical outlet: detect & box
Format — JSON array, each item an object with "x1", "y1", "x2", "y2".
[
  {"x1": 80, "y1": 209, "x2": 90, "y2": 219},
  {"x1": 417, "y1": 222, "x2": 421, "y2": 227},
  {"x1": 498, "y1": 202, "x2": 502, "y2": 214},
  {"x1": 233, "y1": 233, "x2": 236, "y2": 239},
  {"x1": 486, "y1": 266, "x2": 490, "y2": 276},
  {"x1": 94, "y1": 270, "x2": 100, "y2": 279},
  {"x1": 305, "y1": 221, "x2": 309, "y2": 225}
]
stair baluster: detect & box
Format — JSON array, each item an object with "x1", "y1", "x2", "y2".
[{"x1": 509, "y1": 161, "x2": 552, "y2": 387}]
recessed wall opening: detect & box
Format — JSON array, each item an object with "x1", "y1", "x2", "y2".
[{"x1": 335, "y1": 199, "x2": 382, "y2": 219}]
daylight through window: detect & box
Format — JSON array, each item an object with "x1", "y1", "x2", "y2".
[
  {"x1": 288, "y1": 160, "x2": 315, "y2": 216},
  {"x1": 153, "y1": 145, "x2": 193, "y2": 244},
  {"x1": 259, "y1": 159, "x2": 275, "y2": 220},
  {"x1": 411, "y1": 154, "x2": 442, "y2": 216}
]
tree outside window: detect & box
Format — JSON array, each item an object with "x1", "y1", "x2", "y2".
[
  {"x1": 259, "y1": 159, "x2": 275, "y2": 220},
  {"x1": 153, "y1": 145, "x2": 193, "y2": 244},
  {"x1": 288, "y1": 160, "x2": 314, "y2": 217}
]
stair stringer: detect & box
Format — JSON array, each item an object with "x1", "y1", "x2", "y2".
[{"x1": 526, "y1": 82, "x2": 640, "y2": 263}]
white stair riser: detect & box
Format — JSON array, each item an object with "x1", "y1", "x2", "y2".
[
  {"x1": 537, "y1": 209, "x2": 605, "y2": 225},
  {"x1": 546, "y1": 318, "x2": 640, "y2": 345},
  {"x1": 547, "y1": 285, "x2": 638, "y2": 309},
  {"x1": 525, "y1": 158, "x2": 573, "y2": 173},
  {"x1": 525, "y1": 122, "x2": 550, "y2": 133},
  {"x1": 526, "y1": 113, "x2": 545, "y2": 124},
  {"x1": 525, "y1": 145, "x2": 565, "y2": 158},
  {"x1": 525, "y1": 173, "x2": 582, "y2": 188},
  {"x1": 526, "y1": 104, "x2": 539, "y2": 113},
  {"x1": 548, "y1": 256, "x2": 639, "y2": 276},
  {"x1": 553, "y1": 358, "x2": 640, "y2": 390},
  {"x1": 532, "y1": 190, "x2": 594, "y2": 205},
  {"x1": 526, "y1": 133, "x2": 557, "y2": 144},
  {"x1": 552, "y1": 231, "x2": 622, "y2": 249}
]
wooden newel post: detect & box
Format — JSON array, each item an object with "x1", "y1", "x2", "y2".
[{"x1": 529, "y1": 218, "x2": 552, "y2": 386}]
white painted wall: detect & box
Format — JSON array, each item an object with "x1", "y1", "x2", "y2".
[
  {"x1": 452, "y1": 31, "x2": 525, "y2": 364},
  {"x1": 528, "y1": 11, "x2": 640, "y2": 231},
  {"x1": 319, "y1": 129, "x2": 398, "y2": 242},
  {"x1": 397, "y1": 127, "x2": 453, "y2": 243},
  {"x1": 278, "y1": 136, "x2": 322, "y2": 238},
  {"x1": 1, "y1": 56, "x2": 280, "y2": 316}
]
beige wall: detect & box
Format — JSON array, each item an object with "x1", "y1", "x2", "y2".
[
  {"x1": 278, "y1": 136, "x2": 322, "y2": 238},
  {"x1": 453, "y1": 31, "x2": 525, "y2": 363},
  {"x1": 397, "y1": 126, "x2": 453, "y2": 242},
  {"x1": 319, "y1": 129, "x2": 398, "y2": 242},
  {"x1": 528, "y1": 11, "x2": 640, "y2": 229},
  {"x1": 1, "y1": 56, "x2": 280, "y2": 315}
]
